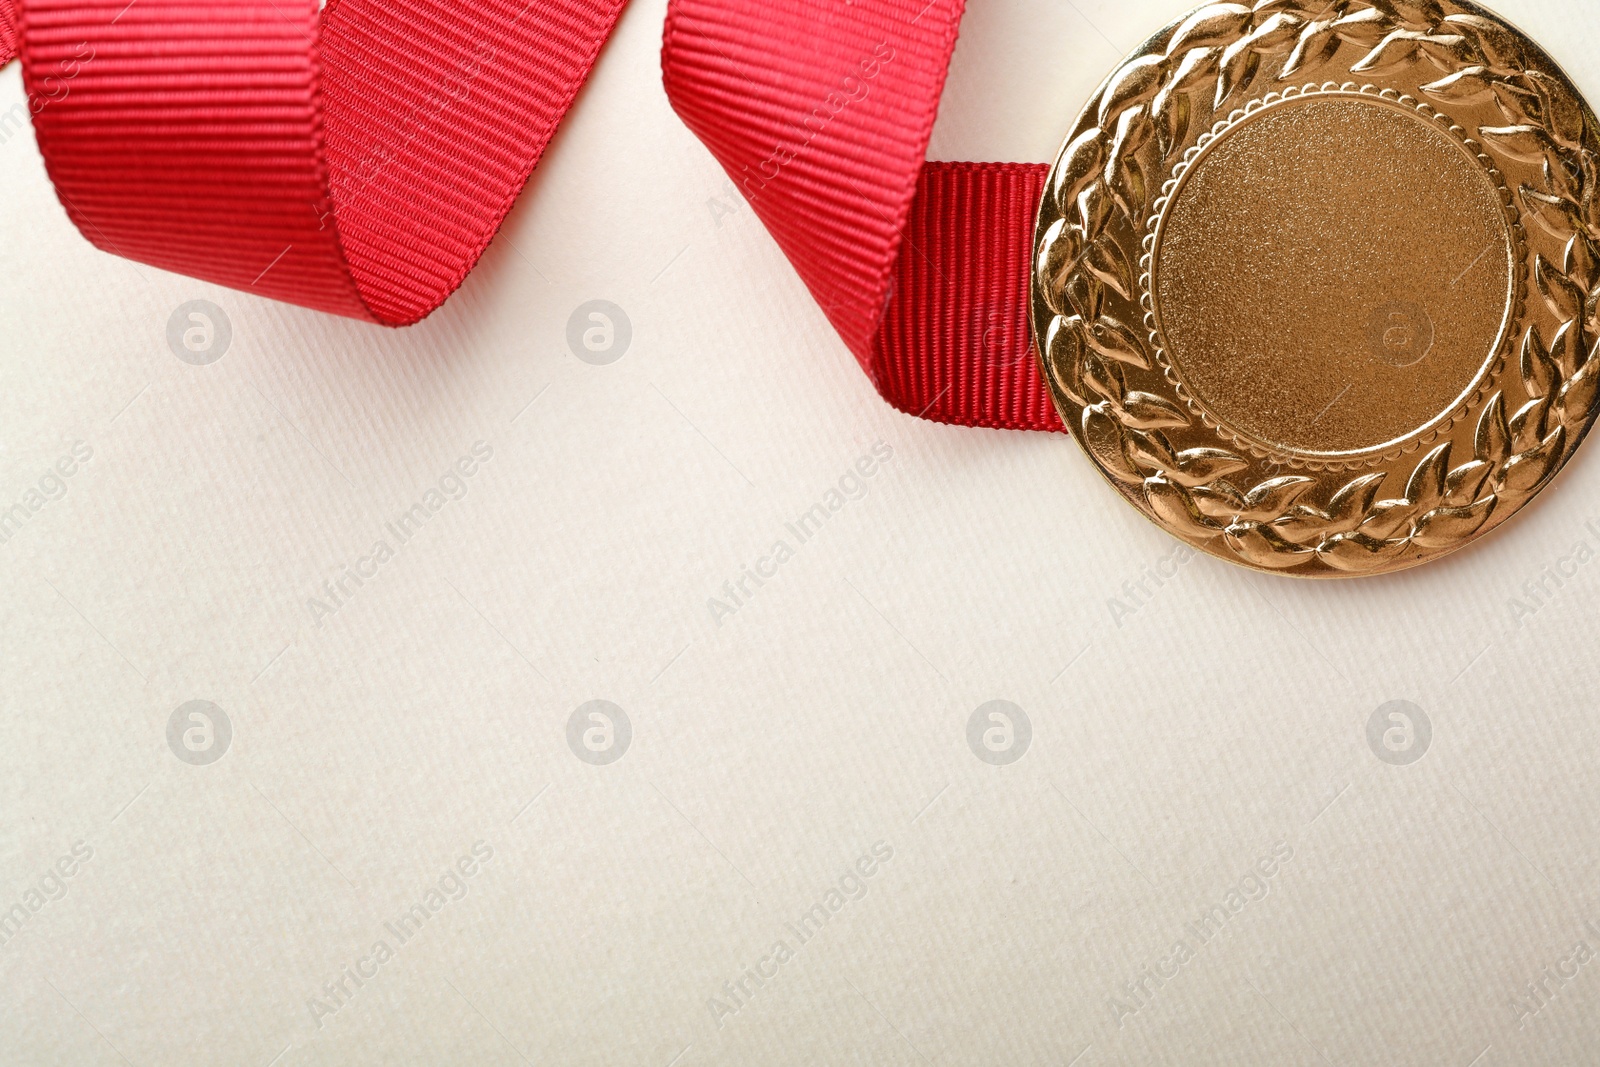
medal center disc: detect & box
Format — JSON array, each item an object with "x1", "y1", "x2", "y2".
[{"x1": 1150, "y1": 92, "x2": 1514, "y2": 459}]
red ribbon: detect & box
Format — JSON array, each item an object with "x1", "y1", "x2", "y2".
[
  {"x1": 0, "y1": 2, "x2": 15, "y2": 62},
  {"x1": 2, "y1": 0, "x2": 624, "y2": 323},
  {"x1": 663, "y1": 0, "x2": 1058, "y2": 431}
]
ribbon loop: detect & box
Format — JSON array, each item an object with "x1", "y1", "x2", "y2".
[{"x1": 7, "y1": 0, "x2": 624, "y2": 323}]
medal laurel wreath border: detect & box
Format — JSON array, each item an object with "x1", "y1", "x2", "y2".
[{"x1": 1034, "y1": 0, "x2": 1600, "y2": 574}]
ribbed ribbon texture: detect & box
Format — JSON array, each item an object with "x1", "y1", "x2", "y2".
[
  {"x1": 0, "y1": 1, "x2": 15, "y2": 63},
  {"x1": 2, "y1": 0, "x2": 625, "y2": 323},
  {"x1": 662, "y1": 0, "x2": 1060, "y2": 431}
]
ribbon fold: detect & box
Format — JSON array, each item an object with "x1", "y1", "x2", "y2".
[
  {"x1": 3, "y1": 0, "x2": 625, "y2": 323},
  {"x1": 663, "y1": 0, "x2": 1058, "y2": 431}
]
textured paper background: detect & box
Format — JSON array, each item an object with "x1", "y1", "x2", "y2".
[{"x1": 4, "y1": 1, "x2": 1600, "y2": 1064}]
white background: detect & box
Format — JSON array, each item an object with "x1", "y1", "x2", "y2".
[{"x1": 4, "y1": 1, "x2": 1600, "y2": 1064}]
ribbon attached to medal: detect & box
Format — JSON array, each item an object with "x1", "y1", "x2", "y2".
[
  {"x1": 663, "y1": 0, "x2": 1600, "y2": 577},
  {"x1": 5, "y1": 0, "x2": 1598, "y2": 576}
]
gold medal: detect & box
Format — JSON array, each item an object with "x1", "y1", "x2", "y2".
[{"x1": 1032, "y1": 0, "x2": 1600, "y2": 576}]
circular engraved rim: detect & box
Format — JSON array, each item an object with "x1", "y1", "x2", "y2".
[
  {"x1": 1143, "y1": 82, "x2": 1524, "y2": 470},
  {"x1": 1030, "y1": 0, "x2": 1600, "y2": 578}
]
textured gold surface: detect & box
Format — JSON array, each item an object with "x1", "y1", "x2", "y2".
[
  {"x1": 1032, "y1": 0, "x2": 1600, "y2": 577},
  {"x1": 1154, "y1": 93, "x2": 1513, "y2": 458}
]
